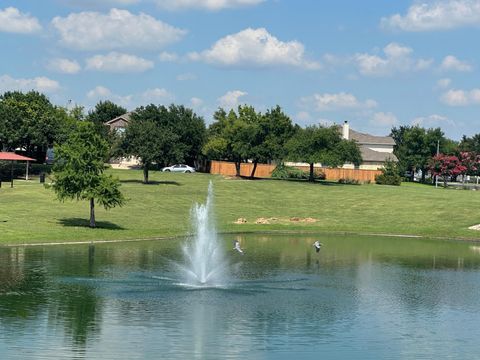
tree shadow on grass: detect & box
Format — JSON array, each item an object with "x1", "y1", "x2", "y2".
[
  {"x1": 119, "y1": 180, "x2": 181, "y2": 186},
  {"x1": 58, "y1": 218, "x2": 125, "y2": 230}
]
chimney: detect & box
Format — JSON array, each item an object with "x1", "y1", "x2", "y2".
[{"x1": 342, "y1": 121, "x2": 349, "y2": 140}]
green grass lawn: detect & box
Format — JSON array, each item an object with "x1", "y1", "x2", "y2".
[{"x1": 1, "y1": 169, "x2": 480, "y2": 245}]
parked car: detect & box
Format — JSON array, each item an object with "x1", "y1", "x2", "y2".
[{"x1": 161, "y1": 164, "x2": 196, "y2": 173}]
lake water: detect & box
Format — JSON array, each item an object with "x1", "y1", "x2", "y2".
[{"x1": 1, "y1": 234, "x2": 480, "y2": 359}]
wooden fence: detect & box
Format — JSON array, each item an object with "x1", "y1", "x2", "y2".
[{"x1": 210, "y1": 161, "x2": 382, "y2": 182}]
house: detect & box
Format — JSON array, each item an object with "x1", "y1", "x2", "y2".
[
  {"x1": 341, "y1": 121, "x2": 397, "y2": 170},
  {"x1": 286, "y1": 121, "x2": 397, "y2": 171},
  {"x1": 104, "y1": 113, "x2": 140, "y2": 169},
  {"x1": 105, "y1": 112, "x2": 131, "y2": 133}
]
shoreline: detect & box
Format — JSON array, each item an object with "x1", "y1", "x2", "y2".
[{"x1": 2, "y1": 229, "x2": 480, "y2": 248}]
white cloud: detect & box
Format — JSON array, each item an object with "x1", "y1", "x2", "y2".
[
  {"x1": 86, "y1": 85, "x2": 173, "y2": 108},
  {"x1": 87, "y1": 85, "x2": 112, "y2": 99},
  {"x1": 177, "y1": 73, "x2": 197, "y2": 81},
  {"x1": 218, "y1": 90, "x2": 248, "y2": 109},
  {"x1": 190, "y1": 97, "x2": 204, "y2": 107},
  {"x1": 47, "y1": 58, "x2": 81, "y2": 74},
  {"x1": 441, "y1": 88, "x2": 480, "y2": 106},
  {"x1": 437, "y1": 78, "x2": 452, "y2": 89},
  {"x1": 189, "y1": 28, "x2": 320, "y2": 69},
  {"x1": 371, "y1": 112, "x2": 398, "y2": 127},
  {"x1": 0, "y1": 74, "x2": 60, "y2": 93},
  {"x1": 440, "y1": 55, "x2": 472, "y2": 71},
  {"x1": 412, "y1": 114, "x2": 454, "y2": 127},
  {"x1": 52, "y1": 8, "x2": 186, "y2": 51},
  {"x1": 0, "y1": 7, "x2": 42, "y2": 34},
  {"x1": 155, "y1": 0, "x2": 264, "y2": 11},
  {"x1": 158, "y1": 51, "x2": 179, "y2": 62},
  {"x1": 86, "y1": 52, "x2": 154, "y2": 72},
  {"x1": 381, "y1": 0, "x2": 480, "y2": 31},
  {"x1": 354, "y1": 43, "x2": 432, "y2": 76},
  {"x1": 300, "y1": 92, "x2": 377, "y2": 112}
]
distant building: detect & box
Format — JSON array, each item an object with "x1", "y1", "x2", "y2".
[
  {"x1": 287, "y1": 121, "x2": 397, "y2": 171},
  {"x1": 105, "y1": 112, "x2": 131, "y2": 134},
  {"x1": 341, "y1": 121, "x2": 397, "y2": 170},
  {"x1": 104, "y1": 112, "x2": 140, "y2": 169}
]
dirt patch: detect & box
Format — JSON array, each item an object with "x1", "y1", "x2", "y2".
[
  {"x1": 234, "y1": 218, "x2": 247, "y2": 224},
  {"x1": 234, "y1": 217, "x2": 318, "y2": 225}
]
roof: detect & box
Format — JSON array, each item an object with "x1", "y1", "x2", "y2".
[
  {"x1": 0, "y1": 152, "x2": 36, "y2": 161},
  {"x1": 359, "y1": 146, "x2": 398, "y2": 163},
  {"x1": 349, "y1": 129, "x2": 396, "y2": 146},
  {"x1": 105, "y1": 112, "x2": 131, "y2": 125}
]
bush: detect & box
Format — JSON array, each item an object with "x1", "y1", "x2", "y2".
[
  {"x1": 338, "y1": 178, "x2": 359, "y2": 185},
  {"x1": 271, "y1": 164, "x2": 325, "y2": 180},
  {"x1": 375, "y1": 159, "x2": 402, "y2": 186}
]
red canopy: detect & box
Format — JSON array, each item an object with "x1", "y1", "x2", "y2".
[{"x1": 0, "y1": 152, "x2": 35, "y2": 161}]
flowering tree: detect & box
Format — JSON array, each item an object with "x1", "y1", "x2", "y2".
[
  {"x1": 429, "y1": 154, "x2": 467, "y2": 188},
  {"x1": 459, "y1": 151, "x2": 480, "y2": 177}
]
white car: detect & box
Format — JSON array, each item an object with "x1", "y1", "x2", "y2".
[{"x1": 161, "y1": 164, "x2": 196, "y2": 173}]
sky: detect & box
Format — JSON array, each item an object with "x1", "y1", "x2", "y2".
[{"x1": 0, "y1": 0, "x2": 479, "y2": 140}]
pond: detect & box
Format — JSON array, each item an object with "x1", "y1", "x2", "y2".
[{"x1": 1, "y1": 234, "x2": 480, "y2": 359}]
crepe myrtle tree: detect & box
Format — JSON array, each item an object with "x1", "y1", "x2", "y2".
[
  {"x1": 429, "y1": 154, "x2": 467, "y2": 188},
  {"x1": 51, "y1": 122, "x2": 125, "y2": 228}
]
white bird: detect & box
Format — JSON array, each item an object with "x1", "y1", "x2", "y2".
[
  {"x1": 313, "y1": 241, "x2": 323, "y2": 253},
  {"x1": 233, "y1": 240, "x2": 244, "y2": 255}
]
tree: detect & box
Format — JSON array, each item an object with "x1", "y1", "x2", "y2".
[
  {"x1": 248, "y1": 106, "x2": 295, "y2": 178},
  {"x1": 391, "y1": 125, "x2": 453, "y2": 182},
  {"x1": 459, "y1": 134, "x2": 480, "y2": 153},
  {"x1": 429, "y1": 154, "x2": 466, "y2": 188},
  {"x1": 0, "y1": 91, "x2": 73, "y2": 161},
  {"x1": 122, "y1": 104, "x2": 185, "y2": 184},
  {"x1": 286, "y1": 125, "x2": 362, "y2": 182},
  {"x1": 51, "y1": 122, "x2": 125, "y2": 228},
  {"x1": 203, "y1": 106, "x2": 255, "y2": 177},
  {"x1": 86, "y1": 100, "x2": 127, "y2": 142},
  {"x1": 459, "y1": 151, "x2": 480, "y2": 177}
]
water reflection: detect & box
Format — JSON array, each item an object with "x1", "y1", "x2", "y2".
[{"x1": 0, "y1": 234, "x2": 480, "y2": 359}]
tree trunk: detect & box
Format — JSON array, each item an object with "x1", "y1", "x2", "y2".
[
  {"x1": 143, "y1": 164, "x2": 149, "y2": 184},
  {"x1": 235, "y1": 161, "x2": 241, "y2": 177},
  {"x1": 250, "y1": 161, "x2": 258, "y2": 179},
  {"x1": 89, "y1": 198, "x2": 96, "y2": 228},
  {"x1": 421, "y1": 167, "x2": 426, "y2": 183},
  {"x1": 309, "y1": 163, "x2": 315, "y2": 182}
]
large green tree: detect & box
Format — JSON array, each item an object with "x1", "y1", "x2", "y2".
[
  {"x1": 203, "y1": 106, "x2": 257, "y2": 177},
  {"x1": 391, "y1": 125, "x2": 455, "y2": 182},
  {"x1": 122, "y1": 104, "x2": 205, "y2": 183},
  {"x1": 286, "y1": 125, "x2": 362, "y2": 182},
  {"x1": 51, "y1": 122, "x2": 125, "y2": 228},
  {"x1": 0, "y1": 91, "x2": 73, "y2": 161}
]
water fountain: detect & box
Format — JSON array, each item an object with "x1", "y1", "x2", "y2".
[{"x1": 177, "y1": 181, "x2": 230, "y2": 287}]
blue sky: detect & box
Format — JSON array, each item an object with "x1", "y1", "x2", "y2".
[{"x1": 1, "y1": 0, "x2": 479, "y2": 139}]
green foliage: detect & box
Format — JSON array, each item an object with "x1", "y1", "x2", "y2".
[
  {"x1": 375, "y1": 159, "x2": 402, "y2": 186},
  {"x1": 0, "y1": 91, "x2": 75, "y2": 161},
  {"x1": 285, "y1": 125, "x2": 362, "y2": 181},
  {"x1": 271, "y1": 164, "x2": 326, "y2": 180},
  {"x1": 51, "y1": 122, "x2": 125, "y2": 227},
  {"x1": 203, "y1": 105, "x2": 294, "y2": 177},
  {"x1": 391, "y1": 125, "x2": 455, "y2": 182},
  {"x1": 338, "y1": 178, "x2": 360, "y2": 185},
  {"x1": 86, "y1": 100, "x2": 127, "y2": 147},
  {"x1": 122, "y1": 104, "x2": 205, "y2": 183}
]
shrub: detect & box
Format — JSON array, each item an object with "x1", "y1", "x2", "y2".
[
  {"x1": 375, "y1": 159, "x2": 402, "y2": 186},
  {"x1": 338, "y1": 178, "x2": 359, "y2": 185},
  {"x1": 271, "y1": 164, "x2": 325, "y2": 180},
  {"x1": 0, "y1": 161, "x2": 52, "y2": 180}
]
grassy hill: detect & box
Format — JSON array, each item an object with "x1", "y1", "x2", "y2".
[{"x1": 1, "y1": 169, "x2": 479, "y2": 245}]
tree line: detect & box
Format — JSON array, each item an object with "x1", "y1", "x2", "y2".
[{"x1": 3, "y1": 90, "x2": 480, "y2": 226}]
